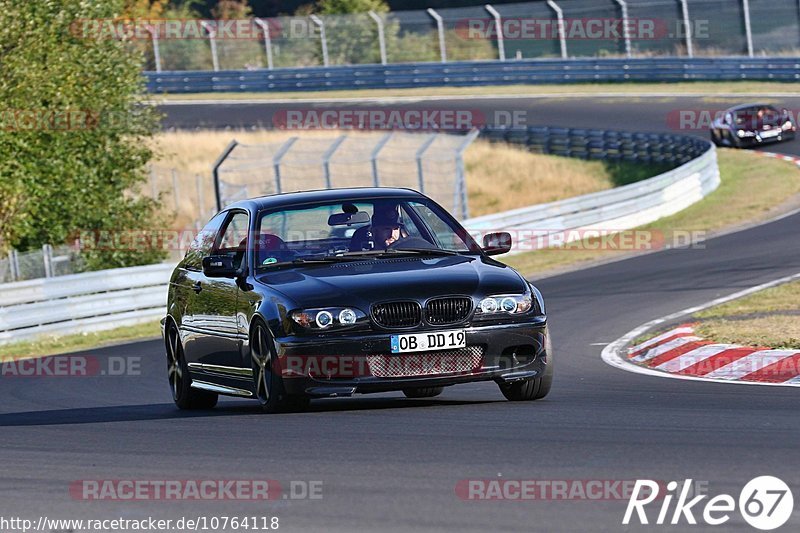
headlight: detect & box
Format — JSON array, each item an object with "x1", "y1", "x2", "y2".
[
  {"x1": 782, "y1": 120, "x2": 794, "y2": 131},
  {"x1": 476, "y1": 294, "x2": 532, "y2": 317},
  {"x1": 291, "y1": 307, "x2": 366, "y2": 330},
  {"x1": 737, "y1": 130, "x2": 755, "y2": 138}
]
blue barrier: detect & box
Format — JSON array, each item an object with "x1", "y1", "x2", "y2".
[{"x1": 146, "y1": 57, "x2": 800, "y2": 94}]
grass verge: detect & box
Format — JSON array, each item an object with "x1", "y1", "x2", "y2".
[
  {"x1": 504, "y1": 149, "x2": 800, "y2": 276},
  {"x1": 690, "y1": 280, "x2": 800, "y2": 350},
  {"x1": 152, "y1": 81, "x2": 800, "y2": 101},
  {"x1": 0, "y1": 321, "x2": 162, "y2": 361}
]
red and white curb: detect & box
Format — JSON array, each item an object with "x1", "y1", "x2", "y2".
[
  {"x1": 757, "y1": 150, "x2": 800, "y2": 168},
  {"x1": 602, "y1": 271, "x2": 800, "y2": 387},
  {"x1": 628, "y1": 324, "x2": 800, "y2": 384}
]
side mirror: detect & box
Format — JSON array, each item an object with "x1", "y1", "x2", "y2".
[
  {"x1": 482, "y1": 232, "x2": 512, "y2": 256},
  {"x1": 202, "y1": 255, "x2": 239, "y2": 278}
]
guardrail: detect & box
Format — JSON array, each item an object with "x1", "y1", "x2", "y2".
[
  {"x1": 0, "y1": 263, "x2": 176, "y2": 344},
  {"x1": 463, "y1": 131, "x2": 719, "y2": 255},
  {"x1": 146, "y1": 57, "x2": 800, "y2": 94}
]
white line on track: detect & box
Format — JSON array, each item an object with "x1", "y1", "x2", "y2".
[{"x1": 601, "y1": 271, "x2": 800, "y2": 388}]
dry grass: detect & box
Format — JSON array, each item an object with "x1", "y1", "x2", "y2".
[
  {"x1": 151, "y1": 130, "x2": 640, "y2": 226},
  {"x1": 152, "y1": 81, "x2": 800, "y2": 102},
  {"x1": 692, "y1": 279, "x2": 800, "y2": 350}
]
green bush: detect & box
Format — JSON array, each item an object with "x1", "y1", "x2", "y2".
[{"x1": 0, "y1": 0, "x2": 167, "y2": 270}]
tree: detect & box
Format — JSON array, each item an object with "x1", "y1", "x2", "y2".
[{"x1": 0, "y1": 0, "x2": 167, "y2": 269}]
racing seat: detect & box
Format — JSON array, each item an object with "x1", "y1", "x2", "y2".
[{"x1": 254, "y1": 233, "x2": 293, "y2": 265}]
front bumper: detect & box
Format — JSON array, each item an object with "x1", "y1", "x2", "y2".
[{"x1": 273, "y1": 319, "x2": 550, "y2": 396}]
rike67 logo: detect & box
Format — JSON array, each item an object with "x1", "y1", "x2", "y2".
[{"x1": 624, "y1": 476, "x2": 794, "y2": 530}]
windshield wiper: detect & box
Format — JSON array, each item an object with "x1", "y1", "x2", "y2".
[{"x1": 341, "y1": 248, "x2": 465, "y2": 257}]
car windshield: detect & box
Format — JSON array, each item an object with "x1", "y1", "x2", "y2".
[
  {"x1": 734, "y1": 106, "x2": 781, "y2": 128},
  {"x1": 254, "y1": 197, "x2": 480, "y2": 269}
]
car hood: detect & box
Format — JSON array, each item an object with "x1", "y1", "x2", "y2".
[{"x1": 255, "y1": 255, "x2": 528, "y2": 308}]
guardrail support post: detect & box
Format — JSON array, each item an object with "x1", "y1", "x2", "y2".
[
  {"x1": 42, "y1": 244, "x2": 53, "y2": 278},
  {"x1": 310, "y1": 15, "x2": 329, "y2": 67},
  {"x1": 200, "y1": 21, "x2": 220, "y2": 71},
  {"x1": 8, "y1": 249, "x2": 19, "y2": 282},
  {"x1": 427, "y1": 8, "x2": 447, "y2": 63},
  {"x1": 273, "y1": 137, "x2": 298, "y2": 195},
  {"x1": 368, "y1": 11, "x2": 388, "y2": 65},
  {"x1": 322, "y1": 135, "x2": 347, "y2": 189},
  {"x1": 485, "y1": 5, "x2": 505, "y2": 61},
  {"x1": 742, "y1": 0, "x2": 754, "y2": 57},
  {"x1": 212, "y1": 140, "x2": 239, "y2": 211},
  {"x1": 254, "y1": 18, "x2": 274, "y2": 70},
  {"x1": 370, "y1": 132, "x2": 393, "y2": 187},
  {"x1": 455, "y1": 129, "x2": 480, "y2": 219},
  {"x1": 144, "y1": 24, "x2": 162, "y2": 72},
  {"x1": 415, "y1": 134, "x2": 438, "y2": 194},
  {"x1": 613, "y1": 0, "x2": 632, "y2": 58},
  {"x1": 679, "y1": 0, "x2": 694, "y2": 58},
  {"x1": 546, "y1": 1, "x2": 568, "y2": 59}
]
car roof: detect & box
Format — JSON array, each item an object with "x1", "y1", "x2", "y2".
[{"x1": 223, "y1": 187, "x2": 427, "y2": 213}]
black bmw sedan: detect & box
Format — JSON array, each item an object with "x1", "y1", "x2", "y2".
[
  {"x1": 710, "y1": 103, "x2": 796, "y2": 148},
  {"x1": 163, "y1": 188, "x2": 552, "y2": 412}
]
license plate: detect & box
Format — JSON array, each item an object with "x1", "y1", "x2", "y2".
[
  {"x1": 761, "y1": 129, "x2": 780, "y2": 138},
  {"x1": 391, "y1": 330, "x2": 466, "y2": 354}
]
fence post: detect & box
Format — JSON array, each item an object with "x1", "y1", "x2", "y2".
[
  {"x1": 144, "y1": 24, "x2": 162, "y2": 72},
  {"x1": 310, "y1": 15, "x2": 329, "y2": 67},
  {"x1": 613, "y1": 0, "x2": 632, "y2": 58},
  {"x1": 546, "y1": 1, "x2": 568, "y2": 59},
  {"x1": 254, "y1": 18, "x2": 274, "y2": 70},
  {"x1": 679, "y1": 0, "x2": 694, "y2": 58},
  {"x1": 9, "y1": 249, "x2": 19, "y2": 282},
  {"x1": 370, "y1": 132, "x2": 393, "y2": 186},
  {"x1": 368, "y1": 11, "x2": 388, "y2": 66},
  {"x1": 427, "y1": 8, "x2": 447, "y2": 63},
  {"x1": 455, "y1": 129, "x2": 480, "y2": 220},
  {"x1": 742, "y1": 0, "x2": 754, "y2": 57},
  {"x1": 273, "y1": 137, "x2": 298, "y2": 194},
  {"x1": 415, "y1": 134, "x2": 438, "y2": 194},
  {"x1": 200, "y1": 21, "x2": 220, "y2": 71},
  {"x1": 484, "y1": 5, "x2": 505, "y2": 61},
  {"x1": 321, "y1": 135, "x2": 347, "y2": 189},
  {"x1": 212, "y1": 140, "x2": 239, "y2": 211},
  {"x1": 42, "y1": 244, "x2": 53, "y2": 278},
  {"x1": 171, "y1": 169, "x2": 180, "y2": 212}
]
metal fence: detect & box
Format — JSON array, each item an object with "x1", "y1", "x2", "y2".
[
  {"x1": 142, "y1": 0, "x2": 800, "y2": 73},
  {"x1": 213, "y1": 130, "x2": 479, "y2": 219},
  {"x1": 1, "y1": 244, "x2": 84, "y2": 284}
]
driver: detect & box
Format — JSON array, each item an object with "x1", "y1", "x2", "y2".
[{"x1": 349, "y1": 202, "x2": 408, "y2": 251}]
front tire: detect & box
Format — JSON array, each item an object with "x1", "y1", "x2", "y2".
[
  {"x1": 165, "y1": 323, "x2": 218, "y2": 410},
  {"x1": 251, "y1": 321, "x2": 310, "y2": 413},
  {"x1": 498, "y1": 356, "x2": 553, "y2": 402},
  {"x1": 403, "y1": 386, "x2": 444, "y2": 398}
]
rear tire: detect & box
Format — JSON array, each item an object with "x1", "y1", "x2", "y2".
[
  {"x1": 251, "y1": 320, "x2": 310, "y2": 413},
  {"x1": 165, "y1": 323, "x2": 218, "y2": 410},
  {"x1": 403, "y1": 386, "x2": 444, "y2": 398}
]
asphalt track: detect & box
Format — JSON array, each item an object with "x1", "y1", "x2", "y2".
[{"x1": 2, "y1": 96, "x2": 800, "y2": 532}]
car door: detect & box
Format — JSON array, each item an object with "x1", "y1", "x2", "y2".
[{"x1": 183, "y1": 210, "x2": 250, "y2": 370}]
